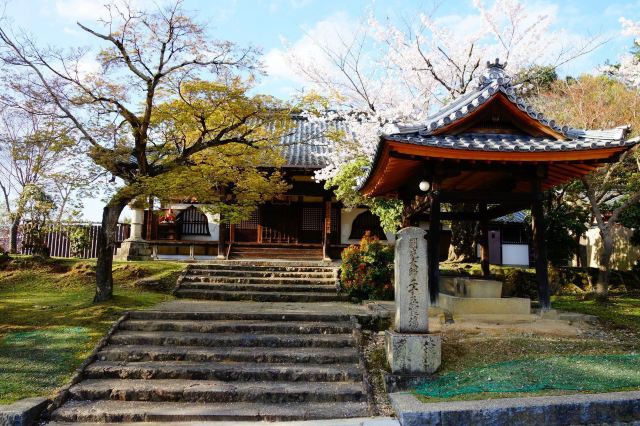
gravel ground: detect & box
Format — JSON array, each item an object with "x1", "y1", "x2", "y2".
[{"x1": 362, "y1": 330, "x2": 394, "y2": 417}]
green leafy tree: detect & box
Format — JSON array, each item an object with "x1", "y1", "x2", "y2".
[
  {"x1": 20, "y1": 184, "x2": 55, "y2": 257},
  {"x1": 0, "y1": 112, "x2": 75, "y2": 253},
  {"x1": 543, "y1": 186, "x2": 589, "y2": 266},
  {"x1": 534, "y1": 75, "x2": 640, "y2": 299},
  {"x1": 0, "y1": 2, "x2": 292, "y2": 301},
  {"x1": 324, "y1": 158, "x2": 403, "y2": 233}
]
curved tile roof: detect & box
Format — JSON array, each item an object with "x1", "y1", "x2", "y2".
[
  {"x1": 278, "y1": 118, "x2": 348, "y2": 168},
  {"x1": 395, "y1": 59, "x2": 628, "y2": 140},
  {"x1": 385, "y1": 132, "x2": 635, "y2": 153}
]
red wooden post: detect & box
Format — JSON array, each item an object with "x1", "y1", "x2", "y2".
[
  {"x1": 479, "y1": 203, "x2": 491, "y2": 277},
  {"x1": 323, "y1": 199, "x2": 332, "y2": 260}
]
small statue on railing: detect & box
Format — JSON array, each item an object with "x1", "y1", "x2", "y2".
[{"x1": 159, "y1": 208, "x2": 176, "y2": 224}]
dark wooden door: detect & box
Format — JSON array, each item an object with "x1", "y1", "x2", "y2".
[
  {"x1": 489, "y1": 229, "x2": 502, "y2": 264},
  {"x1": 299, "y1": 204, "x2": 324, "y2": 243},
  {"x1": 234, "y1": 209, "x2": 260, "y2": 242},
  {"x1": 261, "y1": 204, "x2": 300, "y2": 243}
]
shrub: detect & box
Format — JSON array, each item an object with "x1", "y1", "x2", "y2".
[
  {"x1": 500, "y1": 268, "x2": 538, "y2": 299},
  {"x1": 67, "y1": 225, "x2": 91, "y2": 258},
  {"x1": 340, "y1": 232, "x2": 394, "y2": 300}
]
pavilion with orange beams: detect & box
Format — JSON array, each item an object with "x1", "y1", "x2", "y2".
[{"x1": 358, "y1": 59, "x2": 638, "y2": 310}]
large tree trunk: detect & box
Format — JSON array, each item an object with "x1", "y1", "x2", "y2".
[
  {"x1": 595, "y1": 228, "x2": 613, "y2": 300},
  {"x1": 8, "y1": 215, "x2": 20, "y2": 253},
  {"x1": 447, "y1": 203, "x2": 477, "y2": 262},
  {"x1": 94, "y1": 198, "x2": 129, "y2": 303}
]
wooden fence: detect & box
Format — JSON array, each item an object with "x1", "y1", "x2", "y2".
[{"x1": 8, "y1": 223, "x2": 131, "y2": 258}]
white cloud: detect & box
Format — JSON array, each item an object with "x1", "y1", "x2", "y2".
[
  {"x1": 54, "y1": 0, "x2": 110, "y2": 21},
  {"x1": 77, "y1": 56, "x2": 101, "y2": 77},
  {"x1": 263, "y1": 11, "x2": 359, "y2": 84},
  {"x1": 52, "y1": 0, "x2": 156, "y2": 23}
]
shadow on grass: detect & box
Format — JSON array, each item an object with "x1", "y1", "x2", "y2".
[{"x1": 0, "y1": 327, "x2": 91, "y2": 404}]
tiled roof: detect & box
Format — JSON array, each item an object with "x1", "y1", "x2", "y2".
[
  {"x1": 385, "y1": 132, "x2": 635, "y2": 153},
  {"x1": 278, "y1": 118, "x2": 348, "y2": 168},
  {"x1": 493, "y1": 210, "x2": 528, "y2": 223}
]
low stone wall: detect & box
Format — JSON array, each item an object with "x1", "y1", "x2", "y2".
[
  {"x1": 438, "y1": 293, "x2": 531, "y2": 315},
  {"x1": 390, "y1": 390, "x2": 640, "y2": 426},
  {"x1": 0, "y1": 397, "x2": 48, "y2": 426}
]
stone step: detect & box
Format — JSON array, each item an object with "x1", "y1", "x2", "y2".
[
  {"x1": 229, "y1": 255, "x2": 324, "y2": 261},
  {"x1": 68, "y1": 379, "x2": 366, "y2": 403},
  {"x1": 175, "y1": 289, "x2": 349, "y2": 302},
  {"x1": 192, "y1": 262, "x2": 336, "y2": 270},
  {"x1": 181, "y1": 275, "x2": 336, "y2": 285},
  {"x1": 96, "y1": 345, "x2": 360, "y2": 364},
  {"x1": 187, "y1": 269, "x2": 335, "y2": 278},
  {"x1": 84, "y1": 361, "x2": 363, "y2": 382},
  {"x1": 178, "y1": 282, "x2": 336, "y2": 293},
  {"x1": 108, "y1": 331, "x2": 356, "y2": 348},
  {"x1": 51, "y1": 400, "x2": 371, "y2": 422},
  {"x1": 229, "y1": 251, "x2": 323, "y2": 257},
  {"x1": 231, "y1": 247, "x2": 322, "y2": 261},
  {"x1": 119, "y1": 319, "x2": 354, "y2": 334},
  {"x1": 127, "y1": 311, "x2": 353, "y2": 322}
]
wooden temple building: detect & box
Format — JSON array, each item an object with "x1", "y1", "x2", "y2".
[
  {"x1": 134, "y1": 119, "x2": 396, "y2": 262},
  {"x1": 358, "y1": 59, "x2": 638, "y2": 309}
]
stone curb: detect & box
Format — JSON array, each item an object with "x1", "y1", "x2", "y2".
[
  {"x1": 0, "y1": 397, "x2": 48, "y2": 426},
  {"x1": 352, "y1": 315, "x2": 377, "y2": 416},
  {"x1": 43, "y1": 312, "x2": 131, "y2": 422},
  {"x1": 171, "y1": 264, "x2": 192, "y2": 296},
  {"x1": 390, "y1": 390, "x2": 640, "y2": 426}
]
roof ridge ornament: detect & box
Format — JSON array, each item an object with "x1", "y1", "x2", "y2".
[{"x1": 477, "y1": 58, "x2": 511, "y2": 89}]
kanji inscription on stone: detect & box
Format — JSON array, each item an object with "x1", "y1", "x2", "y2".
[{"x1": 394, "y1": 226, "x2": 429, "y2": 333}]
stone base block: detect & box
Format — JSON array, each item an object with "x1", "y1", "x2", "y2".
[
  {"x1": 114, "y1": 240, "x2": 152, "y2": 261},
  {"x1": 0, "y1": 397, "x2": 48, "y2": 426},
  {"x1": 439, "y1": 293, "x2": 530, "y2": 315},
  {"x1": 441, "y1": 276, "x2": 503, "y2": 298},
  {"x1": 385, "y1": 330, "x2": 441, "y2": 375}
]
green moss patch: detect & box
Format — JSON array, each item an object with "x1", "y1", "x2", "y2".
[
  {"x1": 0, "y1": 256, "x2": 184, "y2": 403},
  {"x1": 0, "y1": 327, "x2": 91, "y2": 403},
  {"x1": 416, "y1": 354, "x2": 640, "y2": 400}
]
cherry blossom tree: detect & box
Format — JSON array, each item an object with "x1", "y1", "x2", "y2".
[
  {"x1": 287, "y1": 0, "x2": 603, "y2": 261},
  {"x1": 289, "y1": 0, "x2": 602, "y2": 181}
]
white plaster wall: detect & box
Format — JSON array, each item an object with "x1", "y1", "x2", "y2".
[
  {"x1": 583, "y1": 225, "x2": 640, "y2": 270},
  {"x1": 169, "y1": 204, "x2": 219, "y2": 241},
  {"x1": 340, "y1": 208, "x2": 395, "y2": 245},
  {"x1": 502, "y1": 244, "x2": 529, "y2": 266}
]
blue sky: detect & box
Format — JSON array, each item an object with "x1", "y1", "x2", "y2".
[
  {"x1": 7, "y1": 0, "x2": 640, "y2": 99},
  {"x1": 5, "y1": 0, "x2": 640, "y2": 220}
]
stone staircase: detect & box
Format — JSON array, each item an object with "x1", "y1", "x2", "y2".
[
  {"x1": 228, "y1": 243, "x2": 324, "y2": 260},
  {"x1": 50, "y1": 311, "x2": 371, "y2": 423},
  {"x1": 173, "y1": 260, "x2": 349, "y2": 302}
]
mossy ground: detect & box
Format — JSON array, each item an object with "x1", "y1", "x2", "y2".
[{"x1": 0, "y1": 255, "x2": 184, "y2": 404}]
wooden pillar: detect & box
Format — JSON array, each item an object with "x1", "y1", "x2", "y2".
[
  {"x1": 532, "y1": 180, "x2": 551, "y2": 310},
  {"x1": 428, "y1": 187, "x2": 441, "y2": 306},
  {"x1": 217, "y1": 213, "x2": 226, "y2": 259},
  {"x1": 479, "y1": 203, "x2": 490, "y2": 277},
  {"x1": 322, "y1": 198, "x2": 332, "y2": 260}
]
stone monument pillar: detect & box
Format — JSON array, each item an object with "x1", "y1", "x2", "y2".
[
  {"x1": 129, "y1": 208, "x2": 145, "y2": 241},
  {"x1": 386, "y1": 227, "x2": 441, "y2": 374},
  {"x1": 114, "y1": 202, "x2": 152, "y2": 261}
]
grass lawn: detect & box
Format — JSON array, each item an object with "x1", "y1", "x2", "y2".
[
  {"x1": 0, "y1": 255, "x2": 185, "y2": 404},
  {"x1": 553, "y1": 292, "x2": 640, "y2": 332}
]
